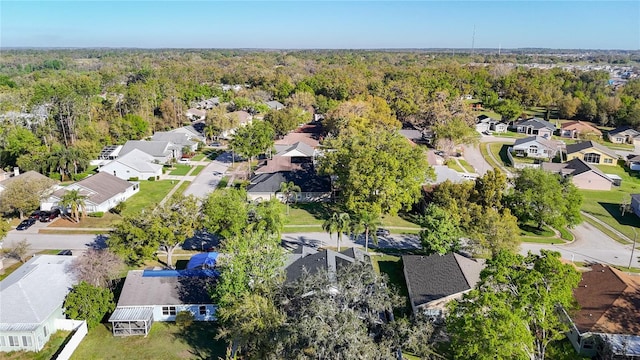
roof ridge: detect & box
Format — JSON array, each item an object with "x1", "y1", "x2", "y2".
[{"x1": 452, "y1": 253, "x2": 473, "y2": 289}]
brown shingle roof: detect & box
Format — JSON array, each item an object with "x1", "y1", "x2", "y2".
[
  {"x1": 52, "y1": 172, "x2": 134, "y2": 205},
  {"x1": 561, "y1": 121, "x2": 602, "y2": 135},
  {"x1": 573, "y1": 264, "x2": 640, "y2": 335}
]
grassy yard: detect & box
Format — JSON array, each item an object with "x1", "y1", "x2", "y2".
[
  {"x1": 175, "y1": 181, "x2": 191, "y2": 195},
  {"x1": 70, "y1": 322, "x2": 226, "y2": 360},
  {"x1": 191, "y1": 154, "x2": 206, "y2": 161},
  {"x1": 190, "y1": 165, "x2": 205, "y2": 176},
  {"x1": 579, "y1": 163, "x2": 640, "y2": 243},
  {"x1": 48, "y1": 212, "x2": 120, "y2": 229},
  {"x1": 2, "y1": 331, "x2": 71, "y2": 360},
  {"x1": 445, "y1": 159, "x2": 465, "y2": 172},
  {"x1": 168, "y1": 164, "x2": 192, "y2": 176},
  {"x1": 371, "y1": 254, "x2": 411, "y2": 316},
  {"x1": 458, "y1": 158, "x2": 475, "y2": 173},
  {"x1": 121, "y1": 180, "x2": 176, "y2": 216},
  {"x1": 283, "y1": 225, "x2": 324, "y2": 233},
  {"x1": 488, "y1": 143, "x2": 513, "y2": 168},
  {"x1": 479, "y1": 143, "x2": 503, "y2": 170}
]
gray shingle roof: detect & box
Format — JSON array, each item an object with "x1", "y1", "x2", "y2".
[
  {"x1": 120, "y1": 140, "x2": 172, "y2": 158},
  {"x1": 608, "y1": 126, "x2": 640, "y2": 137},
  {"x1": 513, "y1": 136, "x2": 558, "y2": 150},
  {"x1": 151, "y1": 132, "x2": 196, "y2": 148},
  {"x1": 517, "y1": 117, "x2": 557, "y2": 131},
  {"x1": 402, "y1": 253, "x2": 484, "y2": 308},
  {"x1": 247, "y1": 167, "x2": 331, "y2": 194},
  {"x1": 51, "y1": 172, "x2": 135, "y2": 206},
  {"x1": 543, "y1": 158, "x2": 611, "y2": 180},
  {"x1": 565, "y1": 140, "x2": 618, "y2": 159},
  {"x1": 102, "y1": 149, "x2": 163, "y2": 174},
  {"x1": 276, "y1": 142, "x2": 315, "y2": 157},
  {"x1": 116, "y1": 270, "x2": 215, "y2": 307},
  {"x1": 0, "y1": 255, "x2": 77, "y2": 330},
  {"x1": 0, "y1": 170, "x2": 54, "y2": 188},
  {"x1": 285, "y1": 247, "x2": 370, "y2": 283},
  {"x1": 266, "y1": 100, "x2": 285, "y2": 110}
]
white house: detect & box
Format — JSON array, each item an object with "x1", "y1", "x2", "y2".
[
  {"x1": 511, "y1": 136, "x2": 560, "y2": 159},
  {"x1": 119, "y1": 140, "x2": 179, "y2": 164},
  {"x1": 266, "y1": 100, "x2": 285, "y2": 111},
  {"x1": 41, "y1": 172, "x2": 139, "y2": 213},
  {"x1": 151, "y1": 132, "x2": 198, "y2": 153},
  {"x1": 169, "y1": 125, "x2": 207, "y2": 143},
  {"x1": 98, "y1": 149, "x2": 163, "y2": 181},
  {"x1": 0, "y1": 255, "x2": 78, "y2": 353},
  {"x1": 109, "y1": 269, "x2": 217, "y2": 336}
]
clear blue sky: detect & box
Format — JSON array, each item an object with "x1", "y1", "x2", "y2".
[{"x1": 1, "y1": 1, "x2": 638, "y2": 50}]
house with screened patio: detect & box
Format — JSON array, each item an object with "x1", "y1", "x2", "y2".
[{"x1": 108, "y1": 268, "x2": 217, "y2": 336}]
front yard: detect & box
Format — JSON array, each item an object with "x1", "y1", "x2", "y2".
[
  {"x1": 70, "y1": 322, "x2": 226, "y2": 360},
  {"x1": 121, "y1": 180, "x2": 177, "y2": 216}
]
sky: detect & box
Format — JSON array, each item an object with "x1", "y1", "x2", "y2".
[{"x1": 1, "y1": 1, "x2": 639, "y2": 50}]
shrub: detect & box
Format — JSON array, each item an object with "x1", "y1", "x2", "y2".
[
  {"x1": 148, "y1": 176, "x2": 156, "y2": 181},
  {"x1": 128, "y1": 177, "x2": 139, "y2": 181},
  {"x1": 175, "y1": 311, "x2": 194, "y2": 328},
  {"x1": 88, "y1": 212, "x2": 104, "y2": 218},
  {"x1": 110, "y1": 202, "x2": 127, "y2": 215}
]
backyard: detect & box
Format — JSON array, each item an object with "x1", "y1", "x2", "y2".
[
  {"x1": 70, "y1": 322, "x2": 226, "y2": 360},
  {"x1": 2, "y1": 331, "x2": 71, "y2": 360}
]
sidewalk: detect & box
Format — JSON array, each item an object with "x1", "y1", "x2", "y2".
[{"x1": 159, "y1": 165, "x2": 198, "y2": 206}]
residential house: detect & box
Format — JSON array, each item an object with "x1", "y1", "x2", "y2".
[
  {"x1": 151, "y1": 132, "x2": 198, "y2": 153},
  {"x1": 169, "y1": 125, "x2": 207, "y2": 144},
  {"x1": 566, "y1": 141, "x2": 618, "y2": 165},
  {"x1": 0, "y1": 170, "x2": 58, "y2": 195},
  {"x1": 119, "y1": 140, "x2": 180, "y2": 164},
  {"x1": 285, "y1": 246, "x2": 370, "y2": 284},
  {"x1": 631, "y1": 194, "x2": 640, "y2": 218},
  {"x1": 402, "y1": 253, "x2": 485, "y2": 317},
  {"x1": 399, "y1": 129, "x2": 425, "y2": 145},
  {"x1": 98, "y1": 149, "x2": 163, "y2": 181},
  {"x1": 564, "y1": 264, "x2": 640, "y2": 358},
  {"x1": 491, "y1": 122, "x2": 509, "y2": 133},
  {"x1": 511, "y1": 136, "x2": 560, "y2": 159},
  {"x1": 627, "y1": 155, "x2": 640, "y2": 171},
  {"x1": 195, "y1": 97, "x2": 219, "y2": 110},
  {"x1": 97, "y1": 145, "x2": 123, "y2": 161},
  {"x1": 607, "y1": 126, "x2": 640, "y2": 144},
  {"x1": 514, "y1": 117, "x2": 557, "y2": 138},
  {"x1": 266, "y1": 100, "x2": 285, "y2": 110},
  {"x1": 542, "y1": 158, "x2": 613, "y2": 191},
  {"x1": 254, "y1": 157, "x2": 304, "y2": 175},
  {"x1": 185, "y1": 108, "x2": 206, "y2": 122},
  {"x1": 0, "y1": 255, "x2": 78, "y2": 352},
  {"x1": 41, "y1": 172, "x2": 139, "y2": 213},
  {"x1": 560, "y1": 121, "x2": 602, "y2": 139},
  {"x1": 220, "y1": 111, "x2": 253, "y2": 139},
  {"x1": 274, "y1": 122, "x2": 322, "y2": 149},
  {"x1": 109, "y1": 269, "x2": 216, "y2": 336},
  {"x1": 274, "y1": 141, "x2": 315, "y2": 160},
  {"x1": 0, "y1": 169, "x2": 10, "y2": 182},
  {"x1": 246, "y1": 166, "x2": 331, "y2": 203},
  {"x1": 475, "y1": 115, "x2": 507, "y2": 134}
]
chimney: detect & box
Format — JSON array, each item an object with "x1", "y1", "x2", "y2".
[{"x1": 13, "y1": 167, "x2": 19, "y2": 177}]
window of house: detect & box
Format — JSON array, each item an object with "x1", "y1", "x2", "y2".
[
  {"x1": 43, "y1": 325, "x2": 48, "y2": 337},
  {"x1": 199, "y1": 306, "x2": 207, "y2": 315},
  {"x1": 21, "y1": 336, "x2": 32, "y2": 347},
  {"x1": 604, "y1": 158, "x2": 613, "y2": 164},
  {"x1": 583, "y1": 153, "x2": 601, "y2": 164},
  {"x1": 162, "y1": 306, "x2": 177, "y2": 316},
  {"x1": 8, "y1": 336, "x2": 19, "y2": 347},
  {"x1": 0, "y1": 336, "x2": 6, "y2": 347}
]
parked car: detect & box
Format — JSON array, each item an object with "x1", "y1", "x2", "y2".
[
  {"x1": 178, "y1": 158, "x2": 191, "y2": 164},
  {"x1": 16, "y1": 218, "x2": 36, "y2": 230},
  {"x1": 58, "y1": 250, "x2": 73, "y2": 256},
  {"x1": 28, "y1": 210, "x2": 45, "y2": 220},
  {"x1": 40, "y1": 208, "x2": 61, "y2": 222},
  {"x1": 376, "y1": 228, "x2": 390, "y2": 236}
]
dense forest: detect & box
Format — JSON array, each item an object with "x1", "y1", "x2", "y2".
[{"x1": 1, "y1": 49, "x2": 639, "y2": 178}]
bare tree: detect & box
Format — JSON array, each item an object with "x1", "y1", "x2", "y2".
[
  {"x1": 3, "y1": 239, "x2": 31, "y2": 263},
  {"x1": 69, "y1": 249, "x2": 124, "y2": 288}
]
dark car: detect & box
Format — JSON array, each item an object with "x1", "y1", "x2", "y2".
[
  {"x1": 58, "y1": 250, "x2": 73, "y2": 256},
  {"x1": 40, "y1": 209, "x2": 61, "y2": 222},
  {"x1": 16, "y1": 218, "x2": 36, "y2": 230},
  {"x1": 29, "y1": 210, "x2": 45, "y2": 220},
  {"x1": 376, "y1": 228, "x2": 390, "y2": 237}
]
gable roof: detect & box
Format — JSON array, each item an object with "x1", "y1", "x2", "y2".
[
  {"x1": 0, "y1": 255, "x2": 77, "y2": 331},
  {"x1": 572, "y1": 264, "x2": 640, "y2": 335},
  {"x1": 566, "y1": 140, "x2": 618, "y2": 159},
  {"x1": 101, "y1": 149, "x2": 163, "y2": 174},
  {"x1": 0, "y1": 170, "x2": 54, "y2": 189},
  {"x1": 516, "y1": 117, "x2": 557, "y2": 131},
  {"x1": 285, "y1": 247, "x2": 370, "y2": 283},
  {"x1": 608, "y1": 126, "x2": 640, "y2": 138},
  {"x1": 226, "y1": 111, "x2": 252, "y2": 124},
  {"x1": 151, "y1": 131, "x2": 196, "y2": 147},
  {"x1": 402, "y1": 253, "x2": 485, "y2": 308},
  {"x1": 266, "y1": 100, "x2": 285, "y2": 110},
  {"x1": 276, "y1": 142, "x2": 315, "y2": 157},
  {"x1": 247, "y1": 167, "x2": 331, "y2": 194},
  {"x1": 542, "y1": 158, "x2": 612, "y2": 181},
  {"x1": 170, "y1": 125, "x2": 206, "y2": 142},
  {"x1": 51, "y1": 172, "x2": 135, "y2": 205},
  {"x1": 561, "y1": 121, "x2": 602, "y2": 135},
  {"x1": 513, "y1": 136, "x2": 559, "y2": 150},
  {"x1": 186, "y1": 108, "x2": 206, "y2": 118},
  {"x1": 254, "y1": 157, "x2": 304, "y2": 174},
  {"x1": 116, "y1": 270, "x2": 215, "y2": 307},
  {"x1": 120, "y1": 140, "x2": 172, "y2": 158}
]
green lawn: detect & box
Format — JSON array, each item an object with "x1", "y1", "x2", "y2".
[
  {"x1": 121, "y1": 180, "x2": 176, "y2": 216},
  {"x1": 216, "y1": 176, "x2": 229, "y2": 189},
  {"x1": 283, "y1": 225, "x2": 324, "y2": 233},
  {"x1": 190, "y1": 165, "x2": 205, "y2": 176},
  {"x1": 169, "y1": 164, "x2": 192, "y2": 176},
  {"x1": 445, "y1": 159, "x2": 465, "y2": 172},
  {"x1": 191, "y1": 154, "x2": 206, "y2": 161},
  {"x1": 175, "y1": 181, "x2": 191, "y2": 195},
  {"x1": 488, "y1": 143, "x2": 513, "y2": 168},
  {"x1": 479, "y1": 143, "x2": 502, "y2": 170},
  {"x1": 578, "y1": 164, "x2": 640, "y2": 243},
  {"x1": 3, "y1": 331, "x2": 71, "y2": 360},
  {"x1": 520, "y1": 236, "x2": 565, "y2": 244},
  {"x1": 48, "y1": 212, "x2": 120, "y2": 229},
  {"x1": 371, "y1": 254, "x2": 411, "y2": 316},
  {"x1": 458, "y1": 158, "x2": 475, "y2": 173},
  {"x1": 70, "y1": 322, "x2": 226, "y2": 360}
]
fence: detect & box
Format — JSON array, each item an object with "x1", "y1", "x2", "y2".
[
  {"x1": 507, "y1": 147, "x2": 541, "y2": 170},
  {"x1": 53, "y1": 320, "x2": 87, "y2": 360}
]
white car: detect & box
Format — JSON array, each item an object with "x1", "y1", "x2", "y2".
[{"x1": 178, "y1": 158, "x2": 190, "y2": 164}]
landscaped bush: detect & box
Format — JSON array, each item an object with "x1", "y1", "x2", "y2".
[
  {"x1": 110, "y1": 202, "x2": 127, "y2": 215},
  {"x1": 175, "y1": 311, "x2": 194, "y2": 328},
  {"x1": 87, "y1": 212, "x2": 104, "y2": 218},
  {"x1": 148, "y1": 177, "x2": 156, "y2": 181},
  {"x1": 128, "y1": 177, "x2": 139, "y2": 181}
]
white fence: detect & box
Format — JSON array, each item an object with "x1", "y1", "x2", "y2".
[{"x1": 53, "y1": 320, "x2": 87, "y2": 360}]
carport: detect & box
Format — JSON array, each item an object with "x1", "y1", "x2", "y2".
[{"x1": 109, "y1": 306, "x2": 154, "y2": 336}]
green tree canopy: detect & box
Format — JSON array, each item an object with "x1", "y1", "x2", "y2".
[
  {"x1": 201, "y1": 188, "x2": 249, "y2": 239},
  {"x1": 264, "y1": 106, "x2": 308, "y2": 137},
  {"x1": 447, "y1": 250, "x2": 581, "y2": 360},
  {"x1": 0, "y1": 176, "x2": 56, "y2": 219},
  {"x1": 319, "y1": 128, "x2": 433, "y2": 215},
  {"x1": 419, "y1": 203, "x2": 462, "y2": 255},
  {"x1": 229, "y1": 120, "x2": 275, "y2": 176},
  {"x1": 63, "y1": 281, "x2": 115, "y2": 329}
]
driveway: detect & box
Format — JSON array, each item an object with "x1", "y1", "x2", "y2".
[
  {"x1": 461, "y1": 144, "x2": 492, "y2": 176},
  {"x1": 183, "y1": 153, "x2": 232, "y2": 198}
]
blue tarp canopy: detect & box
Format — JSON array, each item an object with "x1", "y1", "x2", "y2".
[
  {"x1": 142, "y1": 269, "x2": 218, "y2": 277},
  {"x1": 186, "y1": 252, "x2": 218, "y2": 270}
]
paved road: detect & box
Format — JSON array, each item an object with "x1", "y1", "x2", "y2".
[
  {"x1": 2, "y1": 231, "x2": 103, "y2": 250},
  {"x1": 461, "y1": 144, "x2": 492, "y2": 176},
  {"x1": 183, "y1": 153, "x2": 232, "y2": 198},
  {"x1": 521, "y1": 221, "x2": 639, "y2": 268}
]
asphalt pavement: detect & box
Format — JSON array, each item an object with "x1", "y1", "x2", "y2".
[{"x1": 183, "y1": 153, "x2": 232, "y2": 198}]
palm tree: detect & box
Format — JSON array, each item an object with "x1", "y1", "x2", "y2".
[
  {"x1": 352, "y1": 211, "x2": 383, "y2": 252},
  {"x1": 278, "y1": 181, "x2": 301, "y2": 215},
  {"x1": 322, "y1": 212, "x2": 351, "y2": 252},
  {"x1": 59, "y1": 189, "x2": 87, "y2": 223}
]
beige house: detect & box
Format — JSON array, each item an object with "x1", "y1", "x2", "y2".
[
  {"x1": 542, "y1": 158, "x2": 613, "y2": 191},
  {"x1": 560, "y1": 121, "x2": 602, "y2": 139},
  {"x1": 565, "y1": 141, "x2": 618, "y2": 165}
]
